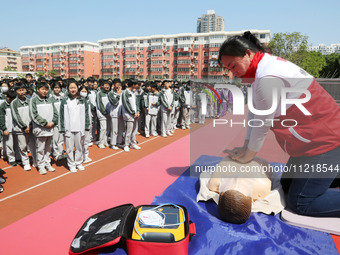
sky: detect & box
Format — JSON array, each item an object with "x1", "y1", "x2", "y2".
[{"x1": 1, "y1": 0, "x2": 339, "y2": 51}]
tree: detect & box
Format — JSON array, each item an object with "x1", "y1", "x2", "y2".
[
  {"x1": 268, "y1": 32, "x2": 309, "y2": 65},
  {"x1": 35, "y1": 71, "x2": 45, "y2": 78},
  {"x1": 320, "y1": 53, "x2": 340, "y2": 78},
  {"x1": 3, "y1": 66, "x2": 14, "y2": 71},
  {"x1": 48, "y1": 69, "x2": 58, "y2": 78},
  {"x1": 299, "y1": 51, "x2": 326, "y2": 78}
]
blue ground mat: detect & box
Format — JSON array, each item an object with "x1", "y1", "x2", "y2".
[{"x1": 100, "y1": 155, "x2": 338, "y2": 255}]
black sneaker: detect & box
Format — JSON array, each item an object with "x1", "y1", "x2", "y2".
[{"x1": 9, "y1": 161, "x2": 17, "y2": 166}]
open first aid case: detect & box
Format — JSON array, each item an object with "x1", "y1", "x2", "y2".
[{"x1": 69, "y1": 204, "x2": 196, "y2": 255}]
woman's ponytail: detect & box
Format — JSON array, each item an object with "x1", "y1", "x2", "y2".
[{"x1": 218, "y1": 31, "x2": 268, "y2": 65}]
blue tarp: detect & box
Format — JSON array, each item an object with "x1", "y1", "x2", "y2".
[{"x1": 100, "y1": 155, "x2": 338, "y2": 255}]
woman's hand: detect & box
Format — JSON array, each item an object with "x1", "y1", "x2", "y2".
[{"x1": 224, "y1": 147, "x2": 247, "y2": 160}]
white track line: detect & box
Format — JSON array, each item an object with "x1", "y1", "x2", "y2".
[{"x1": 0, "y1": 136, "x2": 159, "y2": 203}]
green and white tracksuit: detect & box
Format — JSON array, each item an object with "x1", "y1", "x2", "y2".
[
  {"x1": 29, "y1": 94, "x2": 58, "y2": 169},
  {"x1": 51, "y1": 94, "x2": 64, "y2": 159},
  {"x1": 144, "y1": 92, "x2": 160, "y2": 136},
  {"x1": 121, "y1": 88, "x2": 140, "y2": 147},
  {"x1": 179, "y1": 87, "x2": 191, "y2": 128},
  {"x1": 107, "y1": 90, "x2": 124, "y2": 146},
  {"x1": 11, "y1": 97, "x2": 36, "y2": 167},
  {"x1": 60, "y1": 95, "x2": 90, "y2": 169},
  {"x1": 159, "y1": 88, "x2": 174, "y2": 136},
  {"x1": 96, "y1": 89, "x2": 110, "y2": 146},
  {"x1": 0, "y1": 101, "x2": 17, "y2": 163}
]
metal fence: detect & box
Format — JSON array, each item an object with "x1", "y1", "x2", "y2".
[{"x1": 317, "y1": 78, "x2": 340, "y2": 101}]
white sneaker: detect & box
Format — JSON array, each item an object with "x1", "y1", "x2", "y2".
[
  {"x1": 182, "y1": 126, "x2": 186, "y2": 130},
  {"x1": 38, "y1": 167, "x2": 47, "y2": 175},
  {"x1": 152, "y1": 133, "x2": 159, "y2": 137},
  {"x1": 98, "y1": 144, "x2": 105, "y2": 149},
  {"x1": 83, "y1": 157, "x2": 92, "y2": 164},
  {"x1": 104, "y1": 142, "x2": 109, "y2": 147},
  {"x1": 88, "y1": 142, "x2": 93, "y2": 147},
  {"x1": 145, "y1": 134, "x2": 150, "y2": 138},
  {"x1": 70, "y1": 167, "x2": 77, "y2": 173},
  {"x1": 170, "y1": 129, "x2": 175, "y2": 134},
  {"x1": 186, "y1": 126, "x2": 191, "y2": 129},
  {"x1": 166, "y1": 131, "x2": 173, "y2": 136},
  {"x1": 130, "y1": 144, "x2": 141, "y2": 150},
  {"x1": 111, "y1": 145, "x2": 119, "y2": 150},
  {"x1": 23, "y1": 164, "x2": 31, "y2": 171},
  {"x1": 46, "y1": 165, "x2": 55, "y2": 172},
  {"x1": 77, "y1": 164, "x2": 85, "y2": 171},
  {"x1": 124, "y1": 146, "x2": 130, "y2": 152},
  {"x1": 161, "y1": 134, "x2": 167, "y2": 138}
]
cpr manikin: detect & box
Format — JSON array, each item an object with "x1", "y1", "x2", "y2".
[{"x1": 208, "y1": 156, "x2": 272, "y2": 224}]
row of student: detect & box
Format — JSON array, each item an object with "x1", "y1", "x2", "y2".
[{"x1": 0, "y1": 78, "x2": 195, "y2": 175}]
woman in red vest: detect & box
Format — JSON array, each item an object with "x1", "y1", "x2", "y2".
[{"x1": 218, "y1": 31, "x2": 340, "y2": 217}]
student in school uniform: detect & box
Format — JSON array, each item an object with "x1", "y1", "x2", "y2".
[
  {"x1": 0, "y1": 88, "x2": 17, "y2": 166},
  {"x1": 87, "y1": 77, "x2": 97, "y2": 144},
  {"x1": 60, "y1": 81, "x2": 90, "y2": 173},
  {"x1": 107, "y1": 79, "x2": 124, "y2": 150},
  {"x1": 159, "y1": 80, "x2": 175, "y2": 137},
  {"x1": 0, "y1": 81, "x2": 9, "y2": 105},
  {"x1": 144, "y1": 82, "x2": 160, "y2": 138},
  {"x1": 96, "y1": 80, "x2": 111, "y2": 149},
  {"x1": 11, "y1": 83, "x2": 36, "y2": 170},
  {"x1": 29, "y1": 82, "x2": 58, "y2": 175},
  {"x1": 134, "y1": 82, "x2": 144, "y2": 134},
  {"x1": 121, "y1": 79, "x2": 141, "y2": 152},
  {"x1": 171, "y1": 84, "x2": 181, "y2": 132},
  {"x1": 79, "y1": 85, "x2": 95, "y2": 164},
  {"x1": 50, "y1": 82, "x2": 65, "y2": 161},
  {"x1": 179, "y1": 82, "x2": 191, "y2": 129}
]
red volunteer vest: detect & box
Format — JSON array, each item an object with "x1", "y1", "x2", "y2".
[{"x1": 247, "y1": 53, "x2": 340, "y2": 157}]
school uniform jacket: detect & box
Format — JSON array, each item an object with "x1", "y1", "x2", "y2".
[
  {"x1": 121, "y1": 89, "x2": 140, "y2": 122},
  {"x1": 247, "y1": 52, "x2": 340, "y2": 157},
  {"x1": 144, "y1": 92, "x2": 160, "y2": 116},
  {"x1": 59, "y1": 95, "x2": 90, "y2": 137},
  {"x1": 107, "y1": 90, "x2": 122, "y2": 118},
  {"x1": 29, "y1": 94, "x2": 58, "y2": 137},
  {"x1": 10, "y1": 97, "x2": 31, "y2": 133},
  {"x1": 0, "y1": 93, "x2": 6, "y2": 106},
  {"x1": 96, "y1": 89, "x2": 110, "y2": 121},
  {"x1": 51, "y1": 94, "x2": 63, "y2": 127},
  {"x1": 179, "y1": 87, "x2": 191, "y2": 108},
  {"x1": 0, "y1": 101, "x2": 13, "y2": 133},
  {"x1": 159, "y1": 88, "x2": 174, "y2": 113}
]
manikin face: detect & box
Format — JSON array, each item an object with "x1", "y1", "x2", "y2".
[{"x1": 221, "y1": 50, "x2": 255, "y2": 78}]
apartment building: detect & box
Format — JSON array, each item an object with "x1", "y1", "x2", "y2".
[
  {"x1": 197, "y1": 10, "x2": 225, "y2": 33},
  {"x1": 309, "y1": 43, "x2": 340, "y2": 55},
  {"x1": 98, "y1": 29, "x2": 271, "y2": 81},
  {"x1": 0, "y1": 48, "x2": 22, "y2": 71},
  {"x1": 20, "y1": 42, "x2": 100, "y2": 78}
]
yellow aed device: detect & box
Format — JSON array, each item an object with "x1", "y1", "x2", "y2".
[{"x1": 131, "y1": 204, "x2": 185, "y2": 242}]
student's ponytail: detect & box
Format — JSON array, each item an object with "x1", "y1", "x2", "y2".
[{"x1": 218, "y1": 31, "x2": 268, "y2": 65}]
